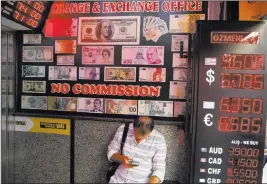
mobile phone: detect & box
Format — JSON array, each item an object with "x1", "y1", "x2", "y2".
[{"x1": 129, "y1": 160, "x2": 139, "y2": 166}]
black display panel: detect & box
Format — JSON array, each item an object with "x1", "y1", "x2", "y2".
[
  {"x1": 191, "y1": 21, "x2": 267, "y2": 184},
  {"x1": 1, "y1": 1, "x2": 51, "y2": 30}
]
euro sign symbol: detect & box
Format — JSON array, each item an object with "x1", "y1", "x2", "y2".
[
  {"x1": 206, "y1": 68, "x2": 215, "y2": 86},
  {"x1": 204, "y1": 113, "x2": 213, "y2": 126}
]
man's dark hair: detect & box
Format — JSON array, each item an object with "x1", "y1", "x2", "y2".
[
  {"x1": 133, "y1": 117, "x2": 154, "y2": 132},
  {"x1": 94, "y1": 99, "x2": 101, "y2": 104}
]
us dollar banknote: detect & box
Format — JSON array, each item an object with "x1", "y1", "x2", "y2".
[
  {"x1": 23, "y1": 34, "x2": 42, "y2": 44},
  {"x1": 22, "y1": 81, "x2": 46, "y2": 93},
  {"x1": 79, "y1": 67, "x2": 100, "y2": 80},
  {"x1": 78, "y1": 16, "x2": 140, "y2": 45},
  {"x1": 121, "y1": 46, "x2": 164, "y2": 65},
  {"x1": 49, "y1": 66, "x2": 77, "y2": 81},
  {"x1": 138, "y1": 100, "x2": 173, "y2": 117},
  {"x1": 82, "y1": 46, "x2": 114, "y2": 65},
  {"x1": 77, "y1": 98, "x2": 105, "y2": 113},
  {"x1": 48, "y1": 96, "x2": 77, "y2": 112},
  {"x1": 139, "y1": 67, "x2": 166, "y2": 82},
  {"x1": 23, "y1": 46, "x2": 53, "y2": 62},
  {"x1": 22, "y1": 65, "x2": 45, "y2": 77},
  {"x1": 21, "y1": 96, "x2": 47, "y2": 110},
  {"x1": 104, "y1": 67, "x2": 136, "y2": 82},
  {"x1": 106, "y1": 99, "x2": 137, "y2": 115}
]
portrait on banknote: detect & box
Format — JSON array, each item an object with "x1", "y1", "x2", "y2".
[
  {"x1": 171, "y1": 35, "x2": 189, "y2": 52},
  {"x1": 48, "y1": 97, "x2": 77, "y2": 112},
  {"x1": 143, "y1": 16, "x2": 168, "y2": 43},
  {"x1": 106, "y1": 99, "x2": 137, "y2": 115},
  {"x1": 23, "y1": 46, "x2": 53, "y2": 62},
  {"x1": 22, "y1": 65, "x2": 45, "y2": 78},
  {"x1": 169, "y1": 14, "x2": 205, "y2": 33},
  {"x1": 169, "y1": 81, "x2": 187, "y2": 99},
  {"x1": 78, "y1": 16, "x2": 140, "y2": 45},
  {"x1": 44, "y1": 18, "x2": 78, "y2": 37},
  {"x1": 23, "y1": 34, "x2": 42, "y2": 44},
  {"x1": 104, "y1": 67, "x2": 136, "y2": 82},
  {"x1": 139, "y1": 67, "x2": 166, "y2": 82},
  {"x1": 21, "y1": 96, "x2": 47, "y2": 110},
  {"x1": 82, "y1": 46, "x2": 114, "y2": 65},
  {"x1": 77, "y1": 98, "x2": 105, "y2": 113},
  {"x1": 79, "y1": 67, "x2": 100, "y2": 80},
  {"x1": 49, "y1": 66, "x2": 77, "y2": 81},
  {"x1": 121, "y1": 46, "x2": 164, "y2": 65},
  {"x1": 138, "y1": 100, "x2": 173, "y2": 117},
  {"x1": 57, "y1": 55, "x2": 75, "y2": 65},
  {"x1": 173, "y1": 68, "x2": 187, "y2": 81},
  {"x1": 22, "y1": 81, "x2": 46, "y2": 93},
  {"x1": 174, "y1": 102, "x2": 186, "y2": 117},
  {"x1": 55, "y1": 40, "x2": 76, "y2": 54},
  {"x1": 173, "y1": 53, "x2": 188, "y2": 68}
]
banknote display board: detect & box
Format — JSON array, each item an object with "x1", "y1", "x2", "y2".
[
  {"x1": 1, "y1": 1, "x2": 51, "y2": 30},
  {"x1": 191, "y1": 21, "x2": 267, "y2": 183},
  {"x1": 15, "y1": 1, "x2": 208, "y2": 121}
]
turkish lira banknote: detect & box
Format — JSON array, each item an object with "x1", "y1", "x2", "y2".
[
  {"x1": 22, "y1": 65, "x2": 45, "y2": 77},
  {"x1": 171, "y1": 35, "x2": 189, "y2": 52},
  {"x1": 138, "y1": 100, "x2": 173, "y2": 117},
  {"x1": 169, "y1": 81, "x2": 187, "y2": 99},
  {"x1": 121, "y1": 46, "x2": 164, "y2": 65},
  {"x1": 82, "y1": 46, "x2": 114, "y2": 65},
  {"x1": 173, "y1": 53, "x2": 188, "y2": 68},
  {"x1": 49, "y1": 66, "x2": 77, "y2": 81},
  {"x1": 22, "y1": 81, "x2": 46, "y2": 93},
  {"x1": 48, "y1": 96, "x2": 77, "y2": 112},
  {"x1": 55, "y1": 40, "x2": 76, "y2": 54},
  {"x1": 79, "y1": 67, "x2": 100, "y2": 80},
  {"x1": 174, "y1": 102, "x2": 186, "y2": 117},
  {"x1": 23, "y1": 34, "x2": 42, "y2": 44},
  {"x1": 139, "y1": 67, "x2": 166, "y2": 82},
  {"x1": 23, "y1": 46, "x2": 53, "y2": 62},
  {"x1": 106, "y1": 99, "x2": 137, "y2": 115},
  {"x1": 77, "y1": 98, "x2": 105, "y2": 113},
  {"x1": 21, "y1": 95, "x2": 47, "y2": 110},
  {"x1": 78, "y1": 16, "x2": 140, "y2": 45},
  {"x1": 173, "y1": 68, "x2": 187, "y2": 81},
  {"x1": 104, "y1": 67, "x2": 136, "y2": 82},
  {"x1": 169, "y1": 14, "x2": 205, "y2": 33},
  {"x1": 57, "y1": 55, "x2": 75, "y2": 65}
]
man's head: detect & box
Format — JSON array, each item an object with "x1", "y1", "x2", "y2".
[
  {"x1": 146, "y1": 48, "x2": 158, "y2": 63},
  {"x1": 93, "y1": 99, "x2": 101, "y2": 110},
  {"x1": 96, "y1": 20, "x2": 112, "y2": 39},
  {"x1": 134, "y1": 116, "x2": 154, "y2": 140}
]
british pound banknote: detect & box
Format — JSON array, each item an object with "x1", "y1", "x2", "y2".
[
  {"x1": 173, "y1": 68, "x2": 187, "y2": 81},
  {"x1": 23, "y1": 46, "x2": 53, "y2": 62},
  {"x1": 138, "y1": 100, "x2": 173, "y2": 117},
  {"x1": 48, "y1": 96, "x2": 77, "y2": 112},
  {"x1": 174, "y1": 102, "x2": 186, "y2": 117},
  {"x1": 79, "y1": 67, "x2": 100, "y2": 80},
  {"x1": 55, "y1": 40, "x2": 76, "y2": 54},
  {"x1": 104, "y1": 67, "x2": 136, "y2": 82},
  {"x1": 49, "y1": 66, "x2": 77, "y2": 81},
  {"x1": 169, "y1": 14, "x2": 205, "y2": 33},
  {"x1": 121, "y1": 46, "x2": 164, "y2": 65},
  {"x1": 77, "y1": 98, "x2": 104, "y2": 113},
  {"x1": 139, "y1": 67, "x2": 166, "y2": 82},
  {"x1": 22, "y1": 81, "x2": 46, "y2": 93},
  {"x1": 171, "y1": 35, "x2": 189, "y2": 52},
  {"x1": 169, "y1": 81, "x2": 187, "y2": 99},
  {"x1": 23, "y1": 34, "x2": 42, "y2": 44},
  {"x1": 82, "y1": 46, "x2": 114, "y2": 65},
  {"x1": 22, "y1": 65, "x2": 45, "y2": 77},
  {"x1": 173, "y1": 53, "x2": 188, "y2": 68},
  {"x1": 78, "y1": 16, "x2": 140, "y2": 45},
  {"x1": 106, "y1": 99, "x2": 137, "y2": 115},
  {"x1": 57, "y1": 55, "x2": 75, "y2": 65},
  {"x1": 21, "y1": 95, "x2": 47, "y2": 110}
]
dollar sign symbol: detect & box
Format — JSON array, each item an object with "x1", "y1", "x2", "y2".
[{"x1": 206, "y1": 68, "x2": 215, "y2": 86}]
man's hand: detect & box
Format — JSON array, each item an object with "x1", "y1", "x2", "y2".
[
  {"x1": 148, "y1": 176, "x2": 161, "y2": 184},
  {"x1": 111, "y1": 153, "x2": 137, "y2": 168}
]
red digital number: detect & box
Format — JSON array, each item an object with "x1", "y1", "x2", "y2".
[
  {"x1": 30, "y1": 10, "x2": 41, "y2": 20},
  {"x1": 244, "y1": 55, "x2": 254, "y2": 69},
  {"x1": 251, "y1": 118, "x2": 261, "y2": 133},
  {"x1": 242, "y1": 74, "x2": 253, "y2": 89},
  {"x1": 233, "y1": 55, "x2": 242, "y2": 69},
  {"x1": 222, "y1": 54, "x2": 231, "y2": 68},
  {"x1": 220, "y1": 97, "x2": 231, "y2": 112},
  {"x1": 221, "y1": 73, "x2": 231, "y2": 88},
  {"x1": 230, "y1": 117, "x2": 239, "y2": 132},
  {"x1": 241, "y1": 98, "x2": 251, "y2": 113},
  {"x1": 33, "y1": 2, "x2": 44, "y2": 12},
  {"x1": 232, "y1": 73, "x2": 242, "y2": 88},
  {"x1": 218, "y1": 116, "x2": 230, "y2": 132},
  {"x1": 252, "y1": 99, "x2": 263, "y2": 114},
  {"x1": 231, "y1": 98, "x2": 241, "y2": 113},
  {"x1": 16, "y1": 2, "x2": 28, "y2": 13},
  {"x1": 240, "y1": 117, "x2": 250, "y2": 132},
  {"x1": 26, "y1": 18, "x2": 38, "y2": 28},
  {"x1": 253, "y1": 74, "x2": 264, "y2": 90}
]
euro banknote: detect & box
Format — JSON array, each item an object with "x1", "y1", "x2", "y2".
[
  {"x1": 169, "y1": 81, "x2": 187, "y2": 99},
  {"x1": 48, "y1": 96, "x2": 77, "y2": 112},
  {"x1": 55, "y1": 40, "x2": 76, "y2": 54},
  {"x1": 138, "y1": 100, "x2": 173, "y2": 117},
  {"x1": 173, "y1": 53, "x2": 188, "y2": 68},
  {"x1": 139, "y1": 67, "x2": 166, "y2": 82}
]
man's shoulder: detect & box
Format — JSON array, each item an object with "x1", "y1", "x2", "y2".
[
  {"x1": 117, "y1": 122, "x2": 133, "y2": 132},
  {"x1": 152, "y1": 129, "x2": 166, "y2": 142}
]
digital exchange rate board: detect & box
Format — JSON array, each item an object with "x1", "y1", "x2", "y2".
[{"x1": 191, "y1": 21, "x2": 267, "y2": 184}]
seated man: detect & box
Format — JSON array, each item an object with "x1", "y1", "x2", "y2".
[{"x1": 107, "y1": 116, "x2": 167, "y2": 183}]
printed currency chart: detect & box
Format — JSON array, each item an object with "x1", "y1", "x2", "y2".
[{"x1": 191, "y1": 21, "x2": 267, "y2": 184}]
